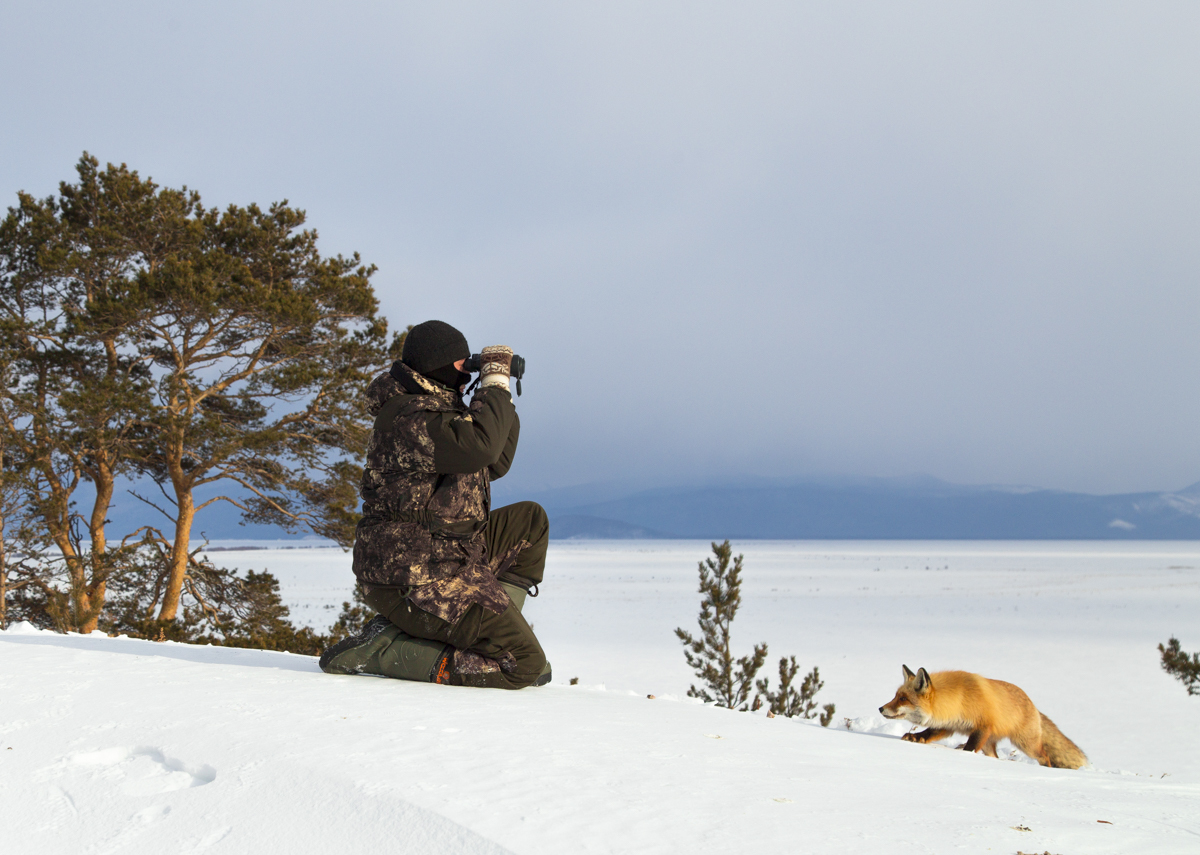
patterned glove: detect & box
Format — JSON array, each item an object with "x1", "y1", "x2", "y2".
[{"x1": 479, "y1": 345, "x2": 513, "y2": 392}]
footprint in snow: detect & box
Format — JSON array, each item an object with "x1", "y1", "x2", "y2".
[{"x1": 65, "y1": 746, "x2": 216, "y2": 796}]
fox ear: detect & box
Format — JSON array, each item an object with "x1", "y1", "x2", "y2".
[
  {"x1": 902, "y1": 664, "x2": 916, "y2": 681},
  {"x1": 915, "y1": 668, "x2": 931, "y2": 692}
]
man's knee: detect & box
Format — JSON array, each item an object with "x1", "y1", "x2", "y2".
[
  {"x1": 492, "y1": 634, "x2": 546, "y2": 689},
  {"x1": 508, "y1": 647, "x2": 547, "y2": 688},
  {"x1": 510, "y1": 500, "x2": 548, "y2": 542},
  {"x1": 530, "y1": 501, "x2": 549, "y2": 545},
  {"x1": 523, "y1": 645, "x2": 547, "y2": 676}
]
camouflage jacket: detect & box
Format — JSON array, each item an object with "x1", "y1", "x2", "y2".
[{"x1": 352, "y1": 362, "x2": 520, "y2": 624}]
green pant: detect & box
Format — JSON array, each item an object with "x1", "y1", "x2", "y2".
[{"x1": 363, "y1": 501, "x2": 549, "y2": 690}]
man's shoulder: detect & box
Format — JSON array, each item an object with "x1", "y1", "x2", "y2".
[
  {"x1": 366, "y1": 367, "x2": 465, "y2": 420},
  {"x1": 365, "y1": 371, "x2": 404, "y2": 417}
]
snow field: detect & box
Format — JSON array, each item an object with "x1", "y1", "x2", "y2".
[{"x1": 3, "y1": 540, "x2": 1199, "y2": 853}]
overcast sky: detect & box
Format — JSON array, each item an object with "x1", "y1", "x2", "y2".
[{"x1": 3, "y1": 2, "x2": 1198, "y2": 496}]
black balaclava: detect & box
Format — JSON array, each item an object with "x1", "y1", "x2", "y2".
[{"x1": 425, "y1": 362, "x2": 471, "y2": 392}]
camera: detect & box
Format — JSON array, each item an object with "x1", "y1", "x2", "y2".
[{"x1": 464, "y1": 352, "x2": 526, "y2": 395}]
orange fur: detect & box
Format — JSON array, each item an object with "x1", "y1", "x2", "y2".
[{"x1": 878, "y1": 665, "x2": 1087, "y2": 769}]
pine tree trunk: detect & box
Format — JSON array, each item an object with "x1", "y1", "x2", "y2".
[
  {"x1": 78, "y1": 461, "x2": 114, "y2": 634},
  {"x1": 0, "y1": 514, "x2": 7, "y2": 631},
  {"x1": 0, "y1": 434, "x2": 7, "y2": 630},
  {"x1": 61, "y1": 536, "x2": 90, "y2": 631},
  {"x1": 157, "y1": 489, "x2": 194, "y2": 622}
]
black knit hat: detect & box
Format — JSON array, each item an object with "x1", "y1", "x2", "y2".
[{"x1": 401, "y1": 320, "x2": 470, "y2": 374}]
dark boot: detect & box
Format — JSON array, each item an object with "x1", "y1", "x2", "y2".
[
  {"x1": 319, "y1": 615, "x2": 397, "y2": 674},
  {"x1": 322, "y1": 614, "x2": 454, "y2": 683}
]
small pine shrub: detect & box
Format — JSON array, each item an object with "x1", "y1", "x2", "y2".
[
  {"x1": 1159, "y1": 637, "x2": 1200, "y2": 695},
  {"x1": 755, "y1": 657, "x2": 837, "y2": 726}
]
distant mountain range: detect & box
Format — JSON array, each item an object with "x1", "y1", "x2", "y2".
[
  {"x1": 100, "y1": 476, "x2": 1200, "y2": 542},
  {"x1": 528, "y1": 477, "x2": 1200, "y2": 540}
]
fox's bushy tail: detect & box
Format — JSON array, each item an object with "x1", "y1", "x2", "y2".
[{"x1": 1040, "y1": 713, "x2": 1088, "y2": 769}]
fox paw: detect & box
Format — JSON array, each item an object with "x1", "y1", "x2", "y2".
[{"x1": 902, "y1": 733, "x2": 923, "y2": 743}]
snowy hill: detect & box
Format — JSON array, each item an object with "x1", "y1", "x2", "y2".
[{"x1": 4, "y1": 540, "x2": 1200, "y2": 853}]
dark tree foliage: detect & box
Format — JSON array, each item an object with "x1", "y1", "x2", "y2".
[
  {"x1": 193, "y1": 571, "x2": 326, "y2": 654},
  {"x1": 1159, "y1": 637, "x2": 1200, "y2": 696},
  {"x1": 675, "y1": 540, "x2": 768, "y2": 710},
  {"x1": 100, "y1": 540, "x2": 248, "y2": 640},
  {"x1": 326, "y1": 582, "x2": 373, "y2": 642},
  {"x1": 0, "y1": 429, "x2": 46, "y2": 629},
  {"x1": 754, "y1": 657, "x2": 836, "y2": 726},
  {"x1": 97, "y1": 543, "x2": 370, "y2": 655}
]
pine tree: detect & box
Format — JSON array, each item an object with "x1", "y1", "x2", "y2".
[
  {"x1": 0, "y1": 157, "x2": 161, "y2": 631},
  {"x1": 675, "y1": 540, "x2": 768, "y2": 710}
]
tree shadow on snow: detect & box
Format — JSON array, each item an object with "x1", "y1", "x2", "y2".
[{"x1": 0, "y1": 632, "x2": 320, "y2": 673}]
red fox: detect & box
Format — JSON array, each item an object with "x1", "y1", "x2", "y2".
[{"x1": 878, "y1": 665, "x2": 1088, "y2": 769}]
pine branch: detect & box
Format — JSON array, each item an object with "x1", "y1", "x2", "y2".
[{"x1": 1159, "y1": 637, "x2": 1200, "y2": 696}]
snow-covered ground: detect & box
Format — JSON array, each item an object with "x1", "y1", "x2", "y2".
[{"x1": 3, "y1": 540, "x2": 1199, "y2": 853}]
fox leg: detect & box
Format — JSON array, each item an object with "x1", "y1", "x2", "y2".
[
  {"x1": 961, "y1": 729, "x2": 997, "y2": 755},
  {"x1": 903, "y1": 727, "x2": 955, "y2": 744},
  {"x1": 1012, "y1": 735, "x2": 1051, "y2": 766}
]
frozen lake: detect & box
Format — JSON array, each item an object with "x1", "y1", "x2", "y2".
[{"x1": 201, "y1": 539, "x2": 1200, "y2": 769}]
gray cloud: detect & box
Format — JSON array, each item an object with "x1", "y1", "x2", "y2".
[{"x1": 3, "y1": 1, "x2": 1198, "y2": 495}]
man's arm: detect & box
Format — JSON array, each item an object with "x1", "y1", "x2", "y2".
[
  {"x1": 427, "y1": 387, "x2": 517, "y2": 474},
  {"x1": 488, "y1": 409, "x2": 520, "y2": 480}
]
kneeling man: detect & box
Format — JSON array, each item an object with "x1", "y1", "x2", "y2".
[{"x1": 320, "y1": 320, "x2": 549, "y2": 689}]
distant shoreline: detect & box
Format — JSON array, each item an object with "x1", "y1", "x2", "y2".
[{"x1": 193, "y1": 540, "x2": 340, "y2": 552}]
